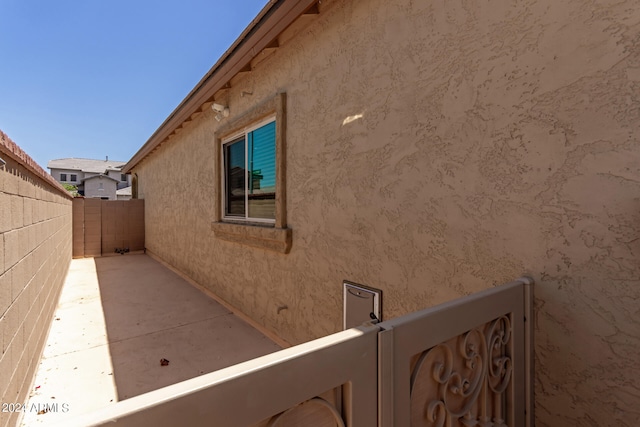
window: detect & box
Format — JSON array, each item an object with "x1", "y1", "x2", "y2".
[
  {"x1": 222, "y1": 119, "x2": 276, "y2": 222},
  {"x1": 60, "y1": 173, "x2": 67, "y2": 181},
  {"x1": 212, "y1": 92, "x2": 291, "y2": 253},
  {"x1": 121, "y1": 174, "x2": 127, "y2": 182},
  {"x1": 70, "y1": 174, "x2": 77, "y2": 182}
]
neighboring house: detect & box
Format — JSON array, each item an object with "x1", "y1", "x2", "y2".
[
  {"x1": 116, "y1": 186, "x2": 132, "y2": 200},
  {"x1": 122, "y1": 0, "x2": 640, "y2": 426},
  {"x1": 82, "y1": 174, "x2": 119, "y2": 200},
  {"x1": 48, "y1": 157, "x2": 131, "y2": 199}
]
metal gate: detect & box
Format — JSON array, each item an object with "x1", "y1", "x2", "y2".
[{"x1": 52, "y1": 278, "x2": 533, "y2": 427}]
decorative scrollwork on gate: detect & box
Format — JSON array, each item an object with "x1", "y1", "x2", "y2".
[{"x1": 410, "y1": 315, "x2": 513, "y2": 427}]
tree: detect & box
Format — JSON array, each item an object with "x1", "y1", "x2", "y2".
[{"x1": 62, "y1": 183, "x2": 79, "y2": 197}]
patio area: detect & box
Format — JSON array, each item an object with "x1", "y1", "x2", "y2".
[{"x1": 19, "y1": 254, "x2": 281, "y2": 426}]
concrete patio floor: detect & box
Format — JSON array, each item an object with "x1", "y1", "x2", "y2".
[{"x1": 20, "y1": 254, "x2": 281, "y2": 426}]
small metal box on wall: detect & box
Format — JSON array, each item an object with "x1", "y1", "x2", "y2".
[{"x1": 343, "y1": 281, "x2": 382, "y2": 330}]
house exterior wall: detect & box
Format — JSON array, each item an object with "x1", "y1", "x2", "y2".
[
  {"x1": 0, "y1": 132, "x2": 72, "y2": 427},
  {"x1": 106, "y1": 170, "x2": 131, "y2": 190},
  {"x1": 50, "y1": 168, "x2": 82, "y2": 184},
  {"x1": 84, "y1": 176, "x2": 117, "y2": 200},
  {"x1": 131, "y1": 0, "x2": 640, "y2": 425}
]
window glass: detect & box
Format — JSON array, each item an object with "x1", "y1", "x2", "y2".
[
  {"x1": 223, "y1": 120, "x2": 276, "y2": 221},
  {"x1": 60, "y1": 173, "x2": 67, "y2": 181},
  {"x1": 70, "y1": 174, "x2": 77, "y2": 182},
  {"x1": 248, "y1": 121, "x2": 276, "y2": 219},
  {"x1": 224, "y1": 138, "x2": 246, "y2": 217}
]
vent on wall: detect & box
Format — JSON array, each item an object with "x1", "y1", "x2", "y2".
[{"x1": 343, "y1": 281, "x2": 382, "y2": 330}]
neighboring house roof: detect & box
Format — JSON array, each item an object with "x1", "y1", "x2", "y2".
[
  {"x1": 116, "y1": 186, "x2": 132, "y2": 196},
  {"x1": 48, "y1": 158, "x2": 126, "y2": 174},
  {"x1": 82, "y1": 174, "x2": 120, "y2": 183},
  {"x1": 123, "y1": 0, "x2": 318, "y2": 173}
]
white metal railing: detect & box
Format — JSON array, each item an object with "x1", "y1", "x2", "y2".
[
  {"x1": 53, "y1": 325, "x2": 379, "y2": 427},
  {"x1": 53, "y1": 278, "x2": 533, "y2": 427},
  {"x1": 377, "y1": 278, "x2": 534, "y2": 427}
]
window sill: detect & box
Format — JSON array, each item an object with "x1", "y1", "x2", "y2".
[{"x1": 211, "y1": 221, "x2": 292, "y2": 254}]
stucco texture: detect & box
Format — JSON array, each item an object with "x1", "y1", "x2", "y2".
[{"x1": 133, "y1": 0, "x2": 640, "y2": 425}]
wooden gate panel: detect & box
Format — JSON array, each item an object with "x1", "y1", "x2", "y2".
[
  {"x1": 124, "y1": 199, "x2": 145, "y2": 252},
  {"x1": 84, "y1": 199, "x2": 102, "y2": 257},
  {"x1": 72, "y1": 198, "x2": 85, "y2": 258},
  {"x1": 72, "y1": 198, "x2": 144, "y2": 257}
]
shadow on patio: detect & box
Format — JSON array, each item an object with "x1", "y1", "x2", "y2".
[{"x1": 20, "y1": 254, "x2": 281, "y2": 426}]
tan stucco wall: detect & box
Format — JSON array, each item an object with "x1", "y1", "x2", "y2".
[
  {"x1": 0, "y1": 136, "x2": 72, "y2": 427},
  {"x1": 133, "y1": 0, "x2": 640, "y2": 425}
]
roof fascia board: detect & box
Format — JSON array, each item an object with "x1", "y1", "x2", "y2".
[{"x1": 124, "y1": 0, "x2": 318, "y2": 173}]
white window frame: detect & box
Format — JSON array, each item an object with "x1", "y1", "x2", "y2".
[{"x1": 220, "y1": 116, "x2": 276, "y2": 225}]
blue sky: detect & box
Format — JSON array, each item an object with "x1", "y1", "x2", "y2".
[{"x1": 0, "y1": 0, "x2": 267, "y2": 170}]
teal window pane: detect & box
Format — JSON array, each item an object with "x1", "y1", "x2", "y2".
[{"x1": 248, "y1": 121, "x2": 275, "y2": 219}]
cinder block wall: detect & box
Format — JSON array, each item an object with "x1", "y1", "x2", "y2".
[{"x1": 0, "y1": 131, "x2": 72, "y2": 427}]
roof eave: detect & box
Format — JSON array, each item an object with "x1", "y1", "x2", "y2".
[{"x1": 123, "y1": 0, "x2": 318, "y2": 173}]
